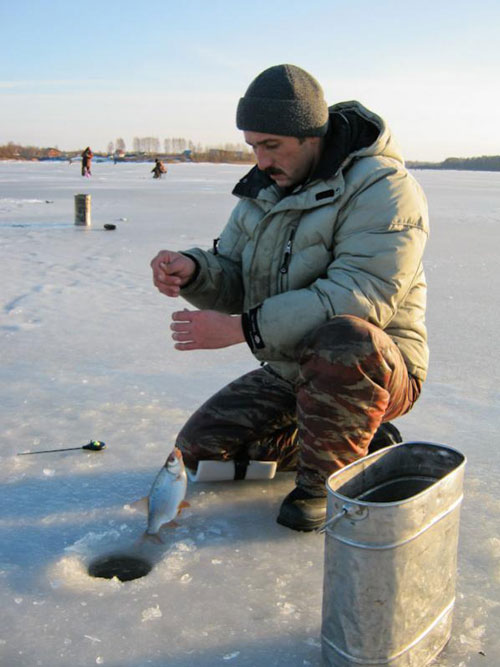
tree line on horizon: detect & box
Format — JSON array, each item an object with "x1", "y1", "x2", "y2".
[
  {"x1": 1, "y1": 141, "x2": 500, "y2": 172},
  {"x1": 125, "y1": 136, "x2": 253, "y2": 160},
  {"x1": 407, "y1": 155, "x2": 500, "y2": 172},
  {"x1": 0, "y1": 137, "x2": 253, "y2": 162}
]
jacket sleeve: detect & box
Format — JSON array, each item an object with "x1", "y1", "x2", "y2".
[
  {"x1": 178, "y1": 202, "x2": 248, "y2": 313},
  {"x1": 245, "y1": 170, "x2": 428, "y2": 362}
]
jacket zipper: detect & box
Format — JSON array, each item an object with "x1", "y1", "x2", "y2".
[{"x1": 280, "y1": 230, "x2": 295, "y2": 274}]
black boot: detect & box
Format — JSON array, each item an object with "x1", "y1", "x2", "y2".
[
  {"x1": 277, "y1": 423, "x2": 402, "y2": 532},
  {"x1": 276, "y1": 487, "x2": 327, "y2": 532},
  {"x1": 368, "y1": 421, "x2": 402, "y2": 453}
]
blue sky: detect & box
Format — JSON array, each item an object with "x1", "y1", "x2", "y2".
[{"x1": 2, "y1": 0, "x2": 499, "y2": 160}]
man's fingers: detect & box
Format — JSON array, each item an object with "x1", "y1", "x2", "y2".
[
  {"x1": 151, "y1": 253, "x2": 181, "y2": 284},
  {"x1": 151, "y1": 251, "x2": 170, "y2": 269},
  {"x1": 156, "y1": 268, "x2": 181, "y2": 284},
  {"x1": 174, "y1": 341, "x2": 198, "y2": 351},
  {"x1": 156, "y1": 285, "x2": 180, "y2": 297},
  {"x1": 170, "y1": 322, "x2": 189, "y2": 332},
  {"x1": 160, "y1": 260, "x2": 182, "y2": 275},
  {"x1": 172, "y1": 332, "x2": 193, "y2": 342},
  {"x1": 171, "y1": 311, "x2": 195, "y2": 342},
  {"x1": 172, "y1": 310, "x2": 192, "y2": 322}
]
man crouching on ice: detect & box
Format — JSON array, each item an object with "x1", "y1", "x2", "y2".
[{"x1": 150, "y1": 64, "x2": 429, "y2": 532}]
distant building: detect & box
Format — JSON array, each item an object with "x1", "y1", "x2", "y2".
[{"x1": 46, "y1": 148, "x2": 62, "y2": 158}]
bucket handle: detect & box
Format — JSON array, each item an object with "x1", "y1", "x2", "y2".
[{"x1": 316, "y1": 503, "x2": 369, "y2": 534}]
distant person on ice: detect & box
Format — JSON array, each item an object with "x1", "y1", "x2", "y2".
[
  {"x1": 150, "y1": 64, "x2": 429, "y2": 531},
  {"x1": 152, "y1": 158, "x2": 167, "y2": 179},
  {"x1": 81, "y1": 147, "x2": 93, "y2": 177}
]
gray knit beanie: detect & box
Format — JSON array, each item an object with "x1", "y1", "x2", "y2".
[{"x1": 236, "y1": 64, "x2": 329, "y2": 137}]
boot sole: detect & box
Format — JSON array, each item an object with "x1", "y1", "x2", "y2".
[{"x1": 276, "y1": 512, "x2": 326, "y2": 532}]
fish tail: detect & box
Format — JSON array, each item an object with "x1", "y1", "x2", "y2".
[{"x1": 142, "y1": 531, "x2": 164, "y2": 545}]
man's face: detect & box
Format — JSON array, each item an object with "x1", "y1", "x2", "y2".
[{"x1": 244, "y1": 131, "x2": 322, "y2": 188}]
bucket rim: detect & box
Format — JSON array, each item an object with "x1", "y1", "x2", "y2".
[{"x1": 326, "y1": 440, "x2": 466, "y2": 508}]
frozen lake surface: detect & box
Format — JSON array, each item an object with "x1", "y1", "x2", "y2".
[{"x1": 1, "y1": 161, "x2": 499, "y2": 666}]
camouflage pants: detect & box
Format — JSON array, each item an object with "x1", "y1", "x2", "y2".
[{"x1": 176, "y1": 315, "x2": 422, "y2": 494}]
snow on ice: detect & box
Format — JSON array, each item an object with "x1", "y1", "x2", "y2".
[{"x1": 1, "y1": 161, "x2": 500, "y2": 666}]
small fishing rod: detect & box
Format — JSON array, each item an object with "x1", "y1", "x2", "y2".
[{"x1": 17, "y1": 440, "x2": 106, "y2": 455}]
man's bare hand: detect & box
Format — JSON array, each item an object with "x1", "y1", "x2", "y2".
[
  {"x1": 151, "y1": 250, "x2": 196, "y2": 297},
  {"x1": 170, "y1": 310, "x2": 245, "y2": 350}
]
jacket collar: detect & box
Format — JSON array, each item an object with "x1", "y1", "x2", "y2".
[{"x1": 232, "y1": 106, "x2": 380, "y2": 200}]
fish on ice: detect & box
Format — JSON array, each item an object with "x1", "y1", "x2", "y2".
[{"x1": 133, "y1": 447, "x2": 189, "y2": 543}]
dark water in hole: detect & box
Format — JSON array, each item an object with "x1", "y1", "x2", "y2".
[
  {"x1": 88, "y1": 554, "x2": 152, "y2": 582},
  {"x1": 357, "y1": 475, "x2": 437, "y2": 502}
]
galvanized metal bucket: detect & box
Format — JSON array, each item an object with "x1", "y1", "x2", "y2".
[
  {"x1": 74, "y1": 193, "x2": 91, "y2": 226},
  {"x1": 321, "y1": 441, "x2": 466, "y2": 667}
]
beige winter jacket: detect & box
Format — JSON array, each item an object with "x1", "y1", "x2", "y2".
[{"x1": 181, "y1": 101, "x2": 429, "y2": 382}]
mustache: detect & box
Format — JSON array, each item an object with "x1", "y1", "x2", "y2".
[{"x1": 264, "y1": 167, "x2": 285, "y2": 177}]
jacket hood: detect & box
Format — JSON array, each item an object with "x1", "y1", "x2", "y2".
[
  {"x1": 324, "y1": 100, "x2": 404, "y2": 168},
  {"x1": 233, "y1": 101, "x2": 404, "y2": 199}
]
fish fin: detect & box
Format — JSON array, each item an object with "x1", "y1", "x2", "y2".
[
  {"x1": 129, "y1": 496, "x2": 149, "y2": 514},
  {"x1": 166, "y1": 520, "x2": 179, "y2": 529},
  {"x1": 177, "y1": 500, "x2": 190, "y2": 514},
  {"x1": 142, "y1": 532, "x2": 164, "y2": 545}
]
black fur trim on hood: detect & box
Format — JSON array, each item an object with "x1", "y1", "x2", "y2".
[
  {"x1": 313, "y1": 109, "x2": 379, "y2": 180},
  {"x1": 232, "y1": 164, "x2": 275, "y2": 198}
]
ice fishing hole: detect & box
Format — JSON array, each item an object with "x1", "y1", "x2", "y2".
[{"x1": 88, "y1": 554, "x2": 152, "y2": 582}]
